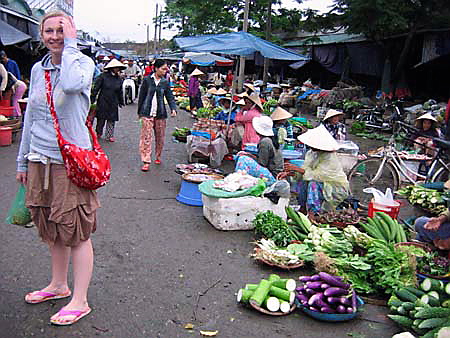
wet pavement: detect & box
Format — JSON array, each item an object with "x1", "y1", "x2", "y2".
[{"x1": 0, "y1": 103, "x2": 401, "y2": 337}]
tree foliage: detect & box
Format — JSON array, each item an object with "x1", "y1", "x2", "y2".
[{"x1": 162, "y1": 0, "x2": 307, "y2": 41}]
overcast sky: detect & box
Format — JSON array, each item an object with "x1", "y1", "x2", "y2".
[{"x1": 73, "y1": 0, "x2": 334, "y2": 43}]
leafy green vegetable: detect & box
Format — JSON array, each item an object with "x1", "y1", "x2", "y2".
[
  {"x1": 286, "y1": 243, "x2": 315, "y2": 262},
  {"x1": 252, "y1": 211, "x2": 300, "y2": 247}
]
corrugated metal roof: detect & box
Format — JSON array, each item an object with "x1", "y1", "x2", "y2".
[{"x1": 283, "y1": 33, "x2": 367, "y2": 47}]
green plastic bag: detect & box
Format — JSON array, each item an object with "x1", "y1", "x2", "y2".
[{"x1": 6, "y1": 184, "x2": 32, "y2": 226}]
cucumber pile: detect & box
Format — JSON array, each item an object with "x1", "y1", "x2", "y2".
[
  {"x1": 237, "y1": 274, "x2": 296, "y2": 313},
  {"x1": 388, "y1": 278, "x2": 450, "y2": 337},
  {"x1": 358, "y1": 212, "x2": 408, "y2": 243}
]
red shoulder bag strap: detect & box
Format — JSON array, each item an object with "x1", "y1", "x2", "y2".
[{"x1": 44, "y1": 70, "x2": 101, "y2": 151}]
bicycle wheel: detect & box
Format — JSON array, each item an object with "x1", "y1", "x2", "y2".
[
  {"x1": 431, "y1": 161, "x2": 450, "y2": 183},
  {"x1": 347, "y1": 157, "x2": 400, "y2": 209}
]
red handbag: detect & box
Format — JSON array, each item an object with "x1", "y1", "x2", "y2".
[{"x1": 44, "y1": 70, "x2": 111, "y2": 190}]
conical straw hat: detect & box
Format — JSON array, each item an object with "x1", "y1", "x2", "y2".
[
  {"x1": 236, "y1": 99, "x2": 246, "y2": 105},
  {"x1": 104, "y1": 59, "x2": 126, "y2": 70},
  {"x1": 236, "y1": 92, "x2": 249, "y2": 98},
  {"x1": 416, "y1": 112, "x2": 437, "y2": 123},
  {"x1": 243, "y1": 83, "x2": 255, "y2": 92},
  {"x1": 323, "y1": 109, "x2": 344, "y2": 121},
  {"x1": 102, "y1": 56, "x2": 110, "y2": 61},
  {"x1": 190, "y1": 68, "x2": 204, "y2": 76},
  {"x1": 207, "y1": 88, "x2": 218, "y2": 95},
  {"x1": 271, "y1": 106, "x2": 293, "y2": 121},
  {"x1": 297, "y1": 124, "x2": 339, "y2": 151},
  {"x1": 215, "y1": 88, "x2": 228, "y2": 95},
  {"x1": 247, "y1": 93, "x2": 263, "y2": 111}
]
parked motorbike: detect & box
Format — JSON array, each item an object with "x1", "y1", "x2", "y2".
[
  {"x1": 355, "y1": 99, "x2": 405, "y2": 132},
  {"x1": 122, "y1": 75, "x2": 138, "y2": 105}
]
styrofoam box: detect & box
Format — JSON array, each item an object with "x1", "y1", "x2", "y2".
[{"x1": 202, "y1": 195, "x2": 289, "y2": 230}]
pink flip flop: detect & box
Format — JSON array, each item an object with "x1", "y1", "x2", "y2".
[
  {"x1": 25, "y1": 289, "x2": 71, "y2": 304},
  {"x1": 50, "y1": 306, "x2": 92, "y2": 326}
]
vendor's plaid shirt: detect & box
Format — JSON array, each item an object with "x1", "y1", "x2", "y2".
[{"x1": 323, "y1": 122, "x2": 347, "y2": 141}]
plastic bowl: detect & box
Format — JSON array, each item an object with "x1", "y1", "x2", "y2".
[{"x1": 296, "y1": 296, "x2": 364, "y2": 322}]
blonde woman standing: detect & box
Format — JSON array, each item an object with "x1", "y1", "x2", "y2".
[{"x1": 16, "y1": 11, "x2": 98, "y2": 325}]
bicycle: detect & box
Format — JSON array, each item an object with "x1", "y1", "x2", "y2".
[
  {"x1": 347, "y1": 121, "x2": 450, "y2": 208},
  {"x1": 355, "y1": 99, "x2": 405, "y2": 133}
]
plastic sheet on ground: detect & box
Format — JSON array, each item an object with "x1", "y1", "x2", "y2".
[{"x1": 199, "y1": 178, "x2": 266, "y2": 198}]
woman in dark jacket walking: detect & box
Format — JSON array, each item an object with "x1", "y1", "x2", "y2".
[
  {"x1": 91, "y1": 59, "x2": 125, "y2": 142},
  {"x1": 137, "y1": 59, "x2": 177, "y2": 171}
]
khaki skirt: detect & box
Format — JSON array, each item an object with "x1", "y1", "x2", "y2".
[{"x1": 26, "y1": 162, "x2": 100, "y2": 247}]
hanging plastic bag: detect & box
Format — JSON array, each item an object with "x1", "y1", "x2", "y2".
[
  {"x1": 5, "y1": 184, "x2": 32, "y2": 226},
  {"x1": 363, "y1": 187, "x2": 397, "y2": 206}
]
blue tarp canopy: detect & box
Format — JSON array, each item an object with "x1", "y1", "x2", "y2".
[
  {"x1": 0, "y1": 18, "x2": 31, "y2": 45},
  {"x1": 175, "y1": 32, "x2": 308, "y2": 61},
  {"x1": 183, "y1": 52, "x2": 234, "y2": 66}
]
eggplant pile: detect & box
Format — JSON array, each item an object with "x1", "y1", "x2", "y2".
[{"x1": 296, "y1": 272, "x2": 358, "y2": 314}]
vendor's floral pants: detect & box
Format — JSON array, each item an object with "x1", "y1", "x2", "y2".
[
  {"x1": 140, "y1": 117, "x2": 166, "y2": 163},
  {"x1": 235, "y1": 155, "x2": 276, "y2": 185},
  {"x1": 297, "y1": 180, "x2": 324, "y2": 213}
]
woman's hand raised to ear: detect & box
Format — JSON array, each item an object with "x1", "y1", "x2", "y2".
[{"x1": 60, "y1": 16, "x2": 77, "y2": 39}]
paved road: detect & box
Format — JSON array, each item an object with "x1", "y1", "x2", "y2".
[{"x1": 0, "y1": 102, "x2": 399, "y2": 338}]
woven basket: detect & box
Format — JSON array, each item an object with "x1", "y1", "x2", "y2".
[
  {"x1": 253, "y1": 247, "x2": 304, "y2": 270},
  {"x1": 249, "y1": 300, "x2": 296, "y2": 316}
]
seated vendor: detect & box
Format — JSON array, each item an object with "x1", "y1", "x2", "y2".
[
  {"x1": 271, "y1": 106, "x2": 293, "y2": 148},
  {"x1": 415, "y1": 184, "x2": 450, "y2": 250},
  {"x1": 235, "y1": 93, "x2": 263, "y2": 149},
  {"x1": 410, "y1": 113, "x2": 441, "y2": 155},
  {"x1": 234, "y1": 115, "x2": 283, "y2": 186},
  {"x1": 322, "y1": 109, "x2": 347, "y2": 141},
  {"x1": 214, "y1": 96, "x2": 236, "y2": 124},
  {"x1": 278, "y1": 125, "x2": 349, "y2": 214}
]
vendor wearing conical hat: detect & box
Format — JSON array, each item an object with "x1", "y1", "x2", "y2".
[
  {"x1": 188, "y1": 68, "x2": 204, "y2": 112},
  {"x1": 235, "y1": 93, "x2": 263, "y2": 149},
  {"x1": 322, "y1": 108, "x2": 347, "y2": 141},
  {"x1": 271, "y1": 106, "x2": 293, "y2": 147},
  {"x1": 411, "y1": 112, "x2": 441, "y2": 157},
  {"x1": 214, "y1": 96, "x2": 237, "y2": 124},
  {"x1": 278, "y1": 125, "x2": 349, "y2": 214}
]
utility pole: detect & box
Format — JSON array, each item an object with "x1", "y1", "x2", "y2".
[
  {"x1": 262, "y1": 0, "x2": 272, "y2": 85},
  {"x1": 237, "y1": 0, "x2": 250, "y2": 91},
  {"x1": 146, "y1": 25, "x2": 149, "y2": 58},
  {"x1": 153, "y1": 3, "x2": 159, "y2": 55},
  {"x1": 158, "y1": 12, "x2": 162, "y2": 52}
]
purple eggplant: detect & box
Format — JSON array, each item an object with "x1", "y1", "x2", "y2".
[
  {"x1": 296, "y1": 294, "x2": 308, "y2": 303},
  {"x1": 347, "y1": 307, "x2": 354, "y2": 314},
  {"x1": 308, "y1": 292, "x2": 324, "y2": 307},
  {"x1": 308, "y1": 306, "x2": 320, "y2": 312},
  {"x1": 339, "y1": 296, "x2": 351, "y2": 306},
  {"x1": 306, "y1": 281, "x2": 323, "y2": 289},
  {"x1": 320, "y1": 307, "x2": 336, "y2": 313},
  {"x1": 351, "y1": 289, "x2": 357, "y2": 313},
  {"x1": 298, "y1": 276, "x2": 313, "y2": 282},
  {"x1": 305, "y1": 288, "x2": 315, "y2": 296},
  {"x1": 310, "y1": 275, "x2": 322, "y2": 282},
  {"x1": 321, "y1": 283, "x2": 330, "y2": 290},
  {"x1": 336, "y1": 305, "x2": 347, "y2": 314},
  {"x1": 296, "y1": 286, "x2": 305, "y2": 293},
  {"x1": 327, "y1": 297, "x2": 343, "y2": 304},
  {"x1": 318, "y1": 272, "x2": 350, "y2": 289},
  {"x1": 324, "y1": 287, "x2": 349, "y2": 297}
]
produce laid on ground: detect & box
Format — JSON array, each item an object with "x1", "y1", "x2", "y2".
[
  {"x1": 195, "y1": 106, "x2": 223, "y2": 119},
  {"x1": 176, "y1": 96, "x2": 190, "y2": 110},
  {"x1": 358, "y1": 212, "x2": 408, "y2": 243},
  {"x1": 312, "y1": 208, "x2": 360, "y2": 228},
  {"x1": 251, "y1": 238, "x2": 313, "y2": 268},
  {"x1": 172, "y1": 127, "x2": 190, "y2": 142},
  {"x1": 295, "y1": 272, "x2": 361, "y2": 318},
  {"x1": 397, "y1": 185, "x2": 448, "y2": 215},
  {"x1": 237, "y1": 274, "x2": 296, "y2": 314},
  {"x1": 388, "y1": 279, "x2": 450, "y2": 337},
  {"x1": 290, "y1": 119, "x2": 313, "y2": 129},
  {"x1": 349, "y1": 121, "x2": 366, "y2": 135}
]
